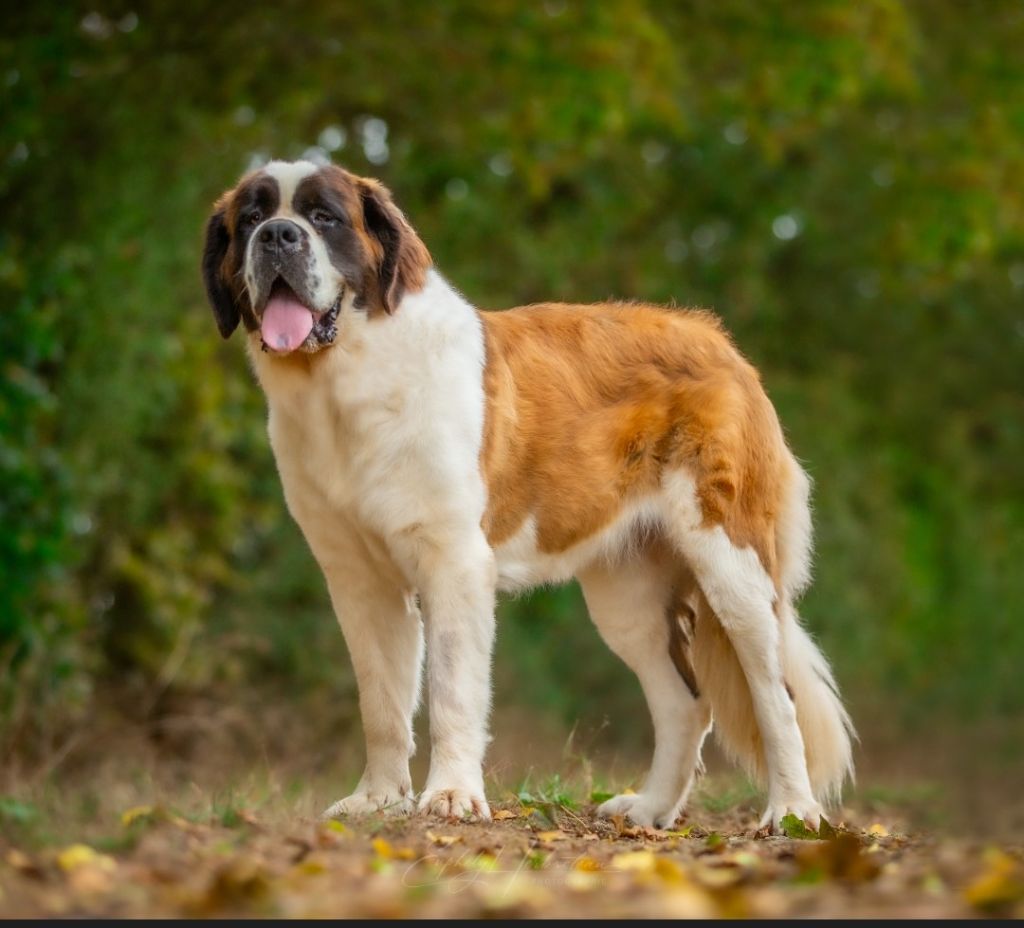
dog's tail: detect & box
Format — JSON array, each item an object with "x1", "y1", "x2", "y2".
[{"x1": 690, "y1": 464, "x2": 855, "y2": 803}]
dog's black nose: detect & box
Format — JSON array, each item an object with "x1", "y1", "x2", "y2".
[{"x1": 258, "y1": 219, "x2": 303, "y2": 252}]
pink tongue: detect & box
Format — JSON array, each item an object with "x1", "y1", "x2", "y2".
[{"x1": 261, "y1": 291, "x2": 315, "y2": 353}]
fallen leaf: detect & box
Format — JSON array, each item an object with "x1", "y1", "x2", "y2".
[
  {"x1": 534, "y1": 830, "x2": 566, "y2": 844},
  {"x1": 964, "y1": 848, "x2": 1024, "y2": 913},
  {"x1": 704, "y1": 831, "x2": 726, "y2": 851},
  {"x1": 796, "y1": 833, "x2": 880, "y2": 884},
  {"x1": 779, "y1": 814, "x2": 818, "y2": 840},
  {"x1": 121, "y1": 805, "x2": 156, "y2": 827},
  {"x1": 867, "y1": 823, "x2": 889, "y2": 837},
  {"x1": 425, "y1": 831, "x2": 462, "y2": 847},
  {"x1": 666, "y1": 826, "x2": 694, "y2": 838},
  {"x1": 817, "y1": 817, "x2": 838, "y2": 840},
  {"x1": 611, "y1": 850, "x2": 657, "y2": 872},
  {"x1": 694, "y1": 860, "x2": 745, "y2": 889},
  {"x1": 493, "y1": 809, "x2": 517, "y2": 821},
  {"x1": 463, "y1": 852, "x2": 498, "y2": 872},
  {"x1": 57, "y1": 844, "x2": 116, "y2": 874}
]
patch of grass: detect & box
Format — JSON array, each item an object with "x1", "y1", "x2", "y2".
[
  {"x1": 697, "y1": 777, "x2": 762, "y2": 814},
  {"x1": 0, "y1": 795, "x2": 40, "y2": 844},
  {"x1": 516, "y1": 772, "x2": 580, "y2": 809}
]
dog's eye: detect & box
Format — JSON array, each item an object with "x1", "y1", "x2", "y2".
[
  {"x1": 310, "y1": 209, "x2": 337, "y2": 227},
  {"x1": 244, "y1": 210, "x2": 262, "y2": 227}
]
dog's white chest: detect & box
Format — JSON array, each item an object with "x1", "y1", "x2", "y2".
[{"x1": 254, "y1": 272, "x2": 490, "y2": 576}]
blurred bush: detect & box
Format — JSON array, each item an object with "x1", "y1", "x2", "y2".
[{"x1": 1, "y1": 1, "x2": 1022, "y2": 755}]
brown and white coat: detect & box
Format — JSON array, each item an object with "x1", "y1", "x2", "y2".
[{"x1": 203, "y1": 160, "x2": 854, "y2": 830}]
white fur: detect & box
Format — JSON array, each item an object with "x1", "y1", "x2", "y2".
[
  {"x1": 578, "y1": 559, "x2": 711, "y2": 829},
  {"x1": 778, "y1": 460, "x2": 814, "y2": 598},
  {"x1": 263, "y1": 159, "x2": 319, "y2": 204},
  {"x1": 662, "y1": 470, "x2": 824, "y2": 830},
  {"x1": 251, "y1": 270, "x2": 496, "y2": 819},
  {"x1": 493, "y1": 497, "x2": 663, "y2": 593}
]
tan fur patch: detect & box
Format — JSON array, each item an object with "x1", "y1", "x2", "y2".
[{"x1": 479, "y1": 302, "x2": 789, "y2": 584}]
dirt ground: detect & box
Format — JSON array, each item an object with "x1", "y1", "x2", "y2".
[{"x1": 2, "y1": 790, "x2": 1022, "y2": 919}]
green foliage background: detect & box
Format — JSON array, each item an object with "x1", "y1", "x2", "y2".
[{"x1": 2, "y1": 1, "x2": 1022, "y2": 761}]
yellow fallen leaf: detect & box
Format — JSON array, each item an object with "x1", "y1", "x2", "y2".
[
  {"x1": 493, "y1": 809, "x2": 517, "y2": 821},
  {"x1": 622, "y1": 787, "x2": 637, "y2": 795},
  {"x1": 867, "y1": 823, "x2": 889, "y2": 837},
  {"x1": 425, "y1": 831, "x2": 462, "y2": 847},
  {"x1": 57, "y1": 845, "x2": 116, "y2": 874},
  {"x1": 464, "y1": 852, "x2": 498, "y2": 872},
  {"x1": 694, "y1": 861, "x2": 744, "y2": 889},
  {"x1": 666, "y1": 826, "x2": 694, "y2": 838},
  {"x1": 573, "y1": 856, "x2": 602, "y2": 872},
  {"x1": 654, "y1": 857, "x2": 690, "y2": 885},
  {"x1": 611, "y1": 850, "x2": 657, "y2": 872},
  {"x1": 964, "y1": 848, "x2": 1024, "y2": 912},
  {"x1": 371, "y1": 837, "x2": 394, "y2": 859},
  {"x1": 732, "y1": 851, "x2": 763, "y2": 871},
  {"x1": 120, "y1": 805, "x2": 155, "y2": 827},
  {"x1": 535, "y1": 830, "x2": 566, "y2": 843},
  {"x1": 324, "y1": 820, "x2": 347, "y2": 835},
  {"x1": 295, "y1": 858, "x2": 327, "y2": 876}
]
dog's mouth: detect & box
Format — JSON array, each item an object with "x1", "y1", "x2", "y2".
[{"x1": 259, "y1": 279, "x2": 341, "y2": 355}]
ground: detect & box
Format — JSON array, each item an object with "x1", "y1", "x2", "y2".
[{"x1": 1, "y1": 776, "x2": 1022, "y2": 919}]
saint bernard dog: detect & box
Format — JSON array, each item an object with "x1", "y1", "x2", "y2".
[{"x1": 202, "y1": 159, "x2": 854, "y2": 831}]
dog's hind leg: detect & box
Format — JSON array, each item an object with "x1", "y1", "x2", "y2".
[
  {"x1": 663, "y1": 469, "x2": 825, "y2": 832},
  {"x1": 578, "y1": 556, "x2": 711, "y2": 829}
]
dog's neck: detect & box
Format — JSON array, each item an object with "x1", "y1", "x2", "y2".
[{"x1": 247, "y1": 269, "x2": 482, "y2": 405}]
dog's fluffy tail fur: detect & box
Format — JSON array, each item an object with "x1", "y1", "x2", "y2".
[{"x1": 690, "y1": 463, "x2": 855, "y2": 804}]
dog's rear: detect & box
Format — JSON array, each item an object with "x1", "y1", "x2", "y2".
[{"x1": 690, "y1": 457, "x2": 855, "y2": 805}]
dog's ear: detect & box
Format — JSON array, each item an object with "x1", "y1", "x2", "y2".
[
  {"x1": 358, "y1": 180, "x2": 431, "y2": 315},
  {"x1": 201, "y1": 206, "x2": 240, "y2": 338}
]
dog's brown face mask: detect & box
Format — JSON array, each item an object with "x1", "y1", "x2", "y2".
[{"x1": 201, "y1": 160, "x2": 431, "y2": 354}]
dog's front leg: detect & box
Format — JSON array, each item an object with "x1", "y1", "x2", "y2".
[
  {"x1": 413, "y1": 531, "x2": 496, "y2": 820},
  {"x1": 320, "y1": 562, "x2": 424, "y2": 820}
]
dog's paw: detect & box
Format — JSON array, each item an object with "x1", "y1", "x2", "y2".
[
  {"x1": 418, "y1": 787, "x2": 491, "y2": 821},
  {"x1": 320, "y1": 787, "x2": 414, "y2": 820},
  {"x1": 596, "y1": 792, "x2": 680, "y2": 830},
  {"x1": 757, "y1": 798, "x2": 825, "y2": 835}
]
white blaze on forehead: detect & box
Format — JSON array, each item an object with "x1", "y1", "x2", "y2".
[
  {"x1": 245, "y1": 158, "x2": 344, "y2": 314},
  {"x1": 262, "y1": 159, "x2": 319, "y2": 212}
]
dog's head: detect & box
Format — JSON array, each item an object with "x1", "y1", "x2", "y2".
[{"x1": 202, "y1": 160, "x2": 431, "y2": 353}]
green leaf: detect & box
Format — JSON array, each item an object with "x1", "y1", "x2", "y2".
[
  {"x1": 818, "y1": 816, "x2": 838, "y2": 840},
  {"x1": 589, "y1": 790, "x2": 614, "y2": 804},
  {"x1": 780, "y1": 814, "x2": 819, "y2": 840},
  {"x1": 0, "y1": 797, "x2": 38, "y2": 825}
]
